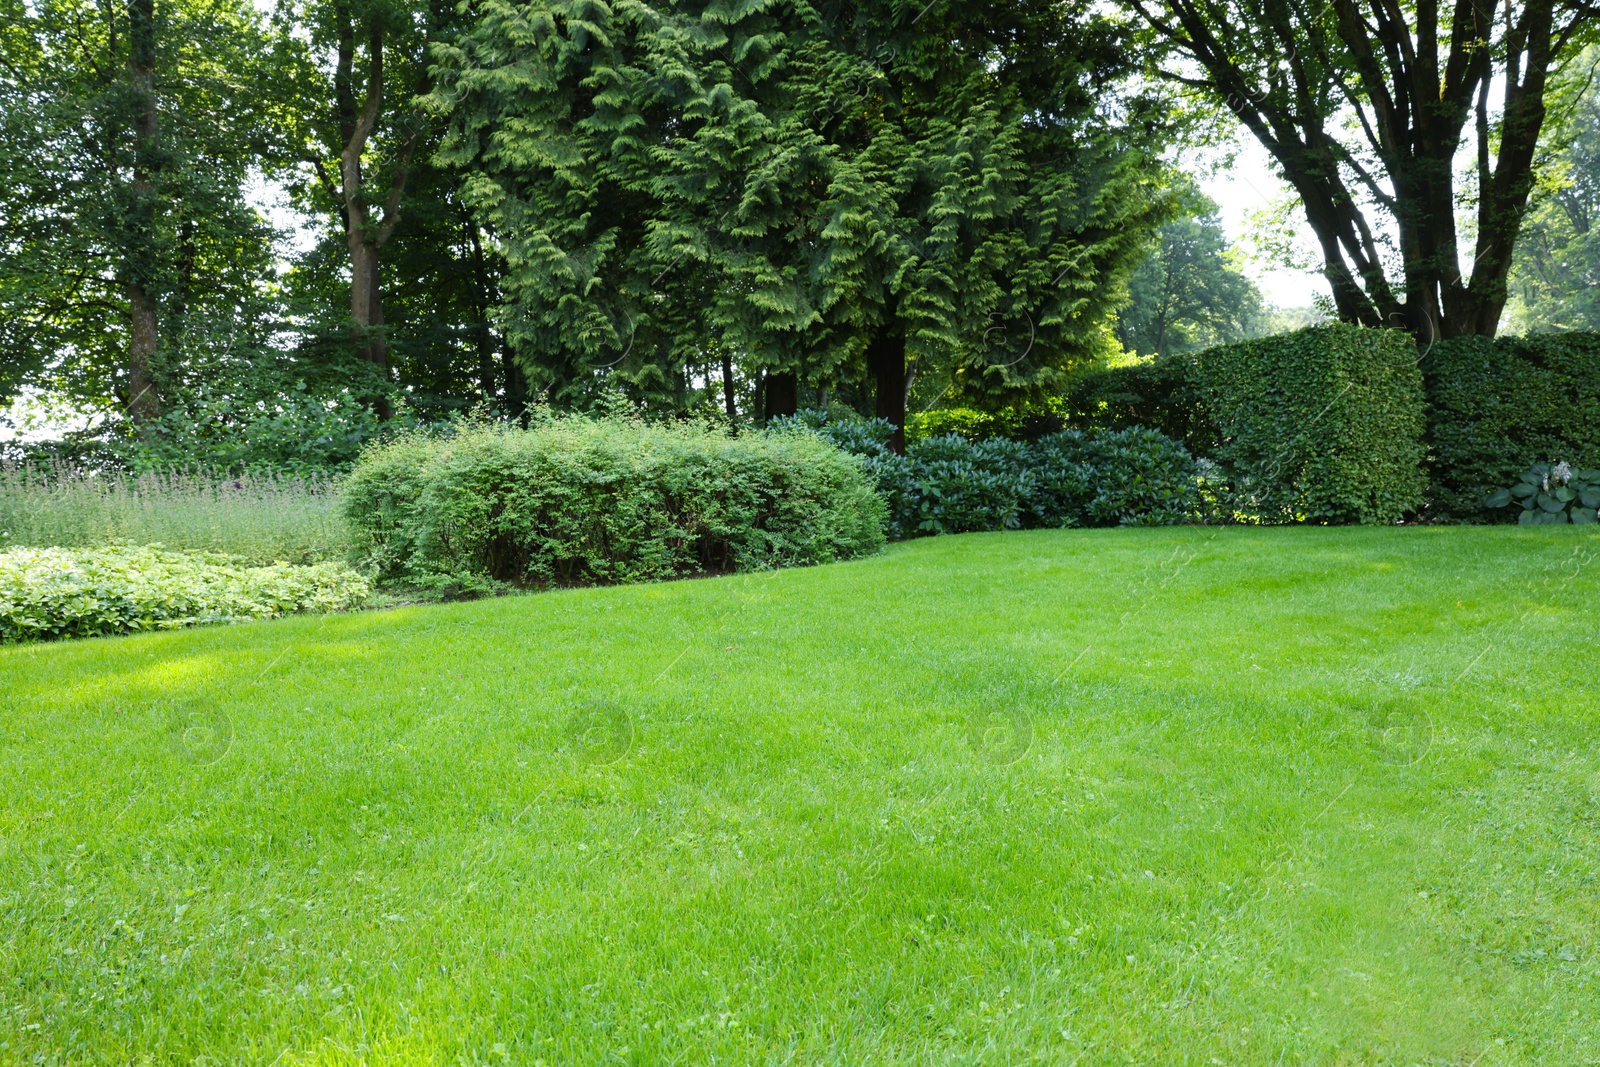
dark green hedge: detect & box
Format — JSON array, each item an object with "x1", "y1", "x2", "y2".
[
  {"x1": 1195, "y1": 325, "x2": 1426, "y2": 524},
  {"x1": 1062, "y1": 357, "x2": 1220, "y2": 454},
  {"x1": 1423, "y1": 333, "x2": 1600, "y2": 521},
  {"x1": 344, "y1": 418, "x2": 886, "y2": 590},
  {"x1": 778, "y1": 412, "x2": 1203, "y2": 537},
  {"x1": 1066, "y1": 326, "x2": 1427, "y2": 524}
]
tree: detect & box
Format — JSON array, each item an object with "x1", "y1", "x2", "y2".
[
  {"x1": 433, "y1": 0, "x2": 1174, "y2": 445},
  {"x1": 0, "y1": 0, "x2": 284, "y2": 430},
  {"x1": 1117, "y1": 194, "x2": 1266, "y2": 357},
  {"x1": 1132, "y1": 0, "x2": 1600, "y2": 338},
  {"x1": 276, "y1": 0, "x2": 452, "y2": 419},
  {"x1": 1507, "y1": 47, "x2": 1600, "y2": 330}
]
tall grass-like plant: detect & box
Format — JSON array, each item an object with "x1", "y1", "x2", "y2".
[{"x1": 0, "y1": 464, "x2": 350, "y2": 564}]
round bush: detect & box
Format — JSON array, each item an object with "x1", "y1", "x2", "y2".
[{"x1": 344, "y1": 418, "x2": 887, "y2": 589}]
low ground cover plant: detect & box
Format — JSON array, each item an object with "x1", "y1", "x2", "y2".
[
  {"x1": 343, "y1": 416, "x2": 885, "y2": 590},
  {"x1": 1486, "y1": 461, "x2": 1600, "y2": 524},
  {"x1": 0, "y1": 545, "x2": 370, "y2": 642},
  {"x1": 0, "y1": 464, "x2": 349, "y2": 564}
]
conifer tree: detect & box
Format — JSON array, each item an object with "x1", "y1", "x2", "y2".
[{"x1": 434, "y1": 0, "x2": 1174, "y2": 439}]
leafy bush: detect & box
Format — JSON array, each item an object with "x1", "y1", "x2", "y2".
[
  {"x1": 1193, "y1": 325, "x2": 1426, "y2": 524},
  {"x1": 1423, "y1": 333, "x2": 1600, "y2": 520},
  {"x1": 344, "y1": 418, "x2": 886, "y2": 589},
  {"x1": 904, "y1": 404, "x2": 1068, "y2": 444},
  {"x1": 1061, "y1": 358, "x2": 1220, "y2": 454},
  {"x1": 785, "y1": 412, "x2": 1202, "y2": 537},
  {"x1": 0, "y1": 465, "x2": 350, "y2": 564},
  {"x1": 0, "y1": 546, "x2": 370, "y2": 643},
  {"x1": 1486, "y1": 462, "x2": 1600, "y2": 524}
]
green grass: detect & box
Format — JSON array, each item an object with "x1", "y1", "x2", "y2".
[
  {"x1": 2, "y1": 526, "x2": 1598, "y2": 1065},
  {"x1": 0, "y1": 466, "x2": 348, "y2": 564}
]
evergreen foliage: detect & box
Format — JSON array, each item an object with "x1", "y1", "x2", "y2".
[{"x1": 431, "y1": 0, "x2": 1174, "y2": 417}]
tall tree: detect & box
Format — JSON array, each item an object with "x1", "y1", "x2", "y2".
[
  {"x1": 1132, "y1": 0, "x2": 1599, "y2": 338},
  {"x1": 0, "y1": 0, "x2": 283, "y2": 431},
  {"x1": 1117, "y1": 194, "x2": 1266, "y2": 358},
  {"x1": 278, "y1": 0, "x2": 449, "y2": 419},
  {"x1": 1507, "y1": 46, "x2": 1600, "y2": 330},
  {"x1": 432, "y1": 0, "x2": 1174, "y2": 443}
]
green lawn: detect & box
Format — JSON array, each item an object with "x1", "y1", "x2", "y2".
[{"x1": 2, "y1": 527, "x2": 1599, "y2": 1065}]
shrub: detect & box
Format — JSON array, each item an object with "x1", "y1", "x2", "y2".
[
  {"x1": 788, "y1": 414, "x2": 1202, "y2": 537},
  {"x1": 344, "y1": 418, "x2": 886, "y2": 589},
  {"x1": 1423, "y1": 333, "x2": 1600, "y2": 521},
  {"x1": 904, "y1": 403, "x2": 1068, "y2": 443},
  {"x1": 1062, "y1": 358, "x2": 1220, "y2": 454},
  {"x1": 1192, "y1": 325, "x2": 1426, "y2": 524},
  {"x1": 0, "y1": 465, "x2": 350, "y2": 564},
  {"x1": 1486, "y1": 462, "x2": 1600, "y2": 524},
  {"x1": 0, "y1": 546, "x2": 370, "y2": 643}
]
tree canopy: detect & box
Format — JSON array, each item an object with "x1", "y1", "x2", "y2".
[
  {"x1": 1133, "y1": 0, "x2": 1600, "y2": 338},
  {"x1": 431, "y1": 0, "x2": 1175, "y2": 444}
]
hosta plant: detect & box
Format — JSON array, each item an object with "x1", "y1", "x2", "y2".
[{"x1": 1485, "y1": 462, "x2": 1600, "y2": 524}]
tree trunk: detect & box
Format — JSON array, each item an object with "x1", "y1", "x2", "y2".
[
  {"x1": 763, "y1": 371, "x2": 797, "y2": 420},
  {"x1": 1134, "y1": 0, "x2": 1573, "y2": 340},
  {"x1": 721, "y1": 348, "x2": 737, "y2": 423},
  {"x1": 123, "y1": 0, "x2": 161, "y2": 430},
  {"x1": 871, "y1": 324, "x2": 906, "y2": 454},
  {"x1": 348, "y1": 236, "x2": 392, "y2": 420},
  {"x1": 332, "y1": 13, "x2": 429, "y2": 421},
  {"x1": 501, "y1": 338, "x2": 528, "y2": 426},
  {"x1": 468, "y1": 218, "x2": 497, "y2": 403}
]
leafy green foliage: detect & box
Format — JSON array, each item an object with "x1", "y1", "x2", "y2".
[
  {"x1": 904, "y1": 403, "x2": 1068, "y2": 444},
  {"x1": 0, "y1": 545, "x2": 368, "y2": 642},
  {"x1": 0, "y1": 0, "x2": 286, "y2": 415},
  {"x1": 432, "y1": 0, "x2": 1173, "y2": 412},
  {"x1": 1486, "y1": 462, "x2": 1600, "y2": 524},
  {"x1": 1192, "y1": 325, "x2": 1426, "y2": 524},
  {"x1": 1115, "y1": 198, "x2": 1266, "y2": 358},
  {"x1": 343, "y1": 418, "x2": 886, "y2": 589},
  {"x1": 789, "y1": 412, "x2": 1201, "y2": 537},
  {"x1": 0, "y1": 466, "x2": 349, "y2": 564},
  {"x1": 1062, "y1": 357, "x2": 1221, "y2": 454},
  {"x1": 1423, "y1": 332, "x2": 1600, "y2": 520},
  {"x1": 1505, "y1": 47, "x2": 1600, "y2": 333}
]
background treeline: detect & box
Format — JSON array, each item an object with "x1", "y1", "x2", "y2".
[{"x1": 2, "y1": 0, "x2": 1598, "y2": 472}]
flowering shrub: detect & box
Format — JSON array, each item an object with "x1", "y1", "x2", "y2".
[
  {"x1": 0, "y1": 546, "x2": 370, "y2": 643},
  {"x1": 1485, "y1": 462, "x2": 1600, "y2": 525}
]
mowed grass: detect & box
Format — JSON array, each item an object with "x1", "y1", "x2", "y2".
[{"x1": 2, "y1": 527, "x2": 1599, "y2": 1065}]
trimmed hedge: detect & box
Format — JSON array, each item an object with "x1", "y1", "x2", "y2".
[
  {"x1": 344, "y1": 418, "x2": 886, "y2": 589},
  {"x1": 1195, "y1": 325, "x2": 1426, "y2": 524},
  {"x1": 1423, "y1": 333, "x2": 1600, "y2": 520},
  {"x1": 1065, "y1": 325, "x2": 1427, "y2": 524},
  {"x1": 0, "y1": 546, "x2": 369, "y2": 643},
  {"x1": 1063, "y1": 357, "x2": 1220, "y2": 454}
]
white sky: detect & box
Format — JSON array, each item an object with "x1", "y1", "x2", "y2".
[{"x1": 1196, "y1": 135, "x2": 1324, "y2": 309}]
